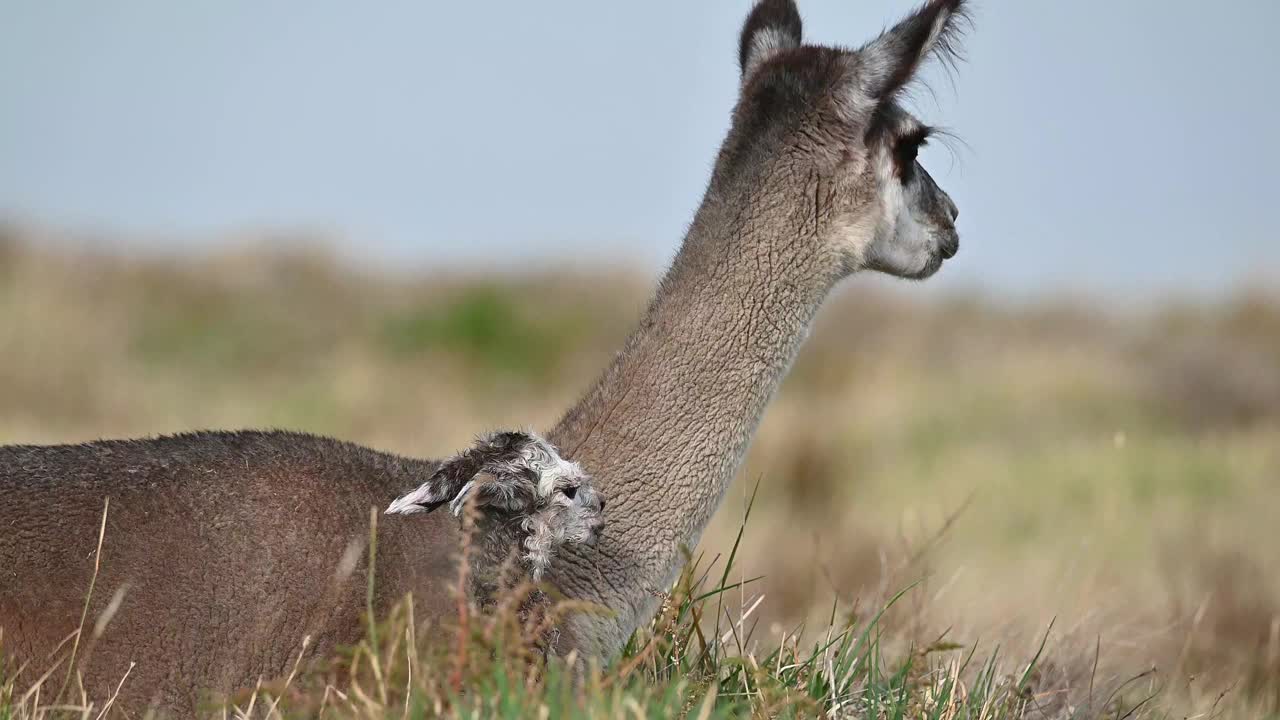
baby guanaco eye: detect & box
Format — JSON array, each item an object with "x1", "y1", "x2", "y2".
[{"x1": 562, "y1": 485, "x2": 578, "y2": 500}]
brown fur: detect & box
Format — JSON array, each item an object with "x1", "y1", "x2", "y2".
[
  {"x1": 0, "y1": 0, "x2": 970, "y2": 713},
  {"x1": 0, "y1": 431, "x2": 458, "y2": 715}
]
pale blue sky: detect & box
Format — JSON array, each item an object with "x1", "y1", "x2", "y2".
[{"x1": 2, "y1": 1, "x2": 1277, "y2": 294}]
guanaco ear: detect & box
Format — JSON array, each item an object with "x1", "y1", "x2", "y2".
[
  {"x1": 739, "y1": 0, "x2": 802, "y2": 80},
  {"x1": 854, "y1": 0, "x2": 969, "y2": 101},
  {"x1": 385, "y1": 451, "x2": 484, "y2": 516}
]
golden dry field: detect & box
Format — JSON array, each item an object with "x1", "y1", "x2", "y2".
[{"x1": 2, "y1": 232, "x2": 1278, "y2": 717}]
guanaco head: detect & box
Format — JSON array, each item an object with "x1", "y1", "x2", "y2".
[
  {"x1": 721, "y1": 0, "x2": 969, "y2": 281},
  {"x1": 386, "y1": 431, "x2": 605, "y2": 578}
]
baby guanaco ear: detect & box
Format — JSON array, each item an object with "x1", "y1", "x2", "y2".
[{"x1": 385, "y1": 449, "x2": 483, "y2": 516}]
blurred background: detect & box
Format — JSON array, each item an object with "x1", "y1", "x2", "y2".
[{"x1": 2, "y1": 0, "x2": 1278, "y2": 711}]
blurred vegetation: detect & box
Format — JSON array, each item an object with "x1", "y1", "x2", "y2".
[
  {"x1": 380, "y1": 285, "x2": 593, "y2": 379},
  {"x1": 0, "y1": 527, "x2": 1103, "y2": 720},
  {"x1": 1, "y1": 233, "x2": 1277, "y2": 716}
]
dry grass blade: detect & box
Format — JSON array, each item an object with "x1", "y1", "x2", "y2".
[{"x1": 55, "y1": 498, "x2": 109, "y2": 703}]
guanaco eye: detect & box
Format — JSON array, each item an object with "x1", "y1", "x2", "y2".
[
  {"x1": 893, "y1": 127, "x2": 931, "y2": 177},
  {"x1": 562, "y1": 485, "x2": 578, "y2": 500}
]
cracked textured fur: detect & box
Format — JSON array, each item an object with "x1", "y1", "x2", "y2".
[
  {"x1": 545, "y1": 0, "x2": 968, "y2": 660},
  {"x1": 0, "y1": 0, "x2": 969, "y2": 713}
]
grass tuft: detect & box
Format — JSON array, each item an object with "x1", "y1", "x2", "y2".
[{"x1": 4, "y1": 520, "x2": 1112, "y2": 719}]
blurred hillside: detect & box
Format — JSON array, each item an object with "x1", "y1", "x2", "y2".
[{"x1": 2, "y1": 231, "x2": 1278, "y2": 710}]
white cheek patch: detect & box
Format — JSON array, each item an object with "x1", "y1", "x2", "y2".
[
  {"x1": 872, "y1": 146, "x2": 912, "y2": 253},
  {"x1": 866, "y1": 146, "x2": 933, "y2": 275},
  {"x1": 830, "y1": 212, "x2": 879, "y2": 270}
]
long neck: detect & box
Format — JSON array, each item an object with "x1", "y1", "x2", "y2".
[{"x1": 547, "y1": 194, "x2": 836, "y2": 655}]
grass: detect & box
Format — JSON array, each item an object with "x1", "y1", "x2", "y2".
[
  {"x1": 379, "y1": 285, "x2": 591, "y2": 380},
  {"x1": 1, "y1": 235, "x2": 1278, "y2": 717},
  {"x1": 0, "y1": 501, "x2": 1110, "y2": 719}
]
